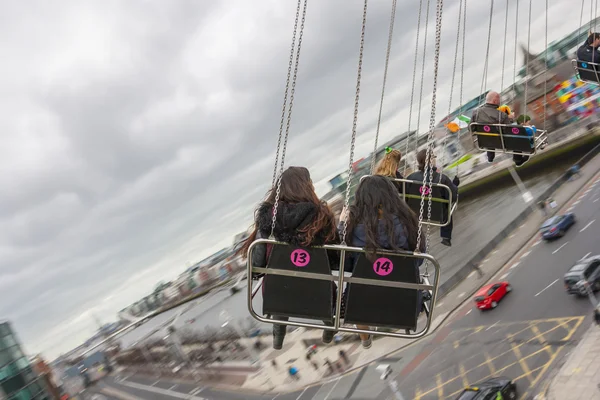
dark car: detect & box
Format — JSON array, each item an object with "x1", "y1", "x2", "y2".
[
  {"x1": 455, "y1": 377, "x2": 517, "y2": 399},
  {"x1": 540, "y1": 213, "x2": 575, "y2": 240},
  {"x1": 564, "y1": 255, "x2": 600, "y2": 296}
]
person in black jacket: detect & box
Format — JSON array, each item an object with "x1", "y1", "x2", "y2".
[
  {"x1": 471, "y1": 91, "x2": 533, "y2": 166},
  {"x1": 238, "y1": 166, "x2": 339, "y2": 350},
  {"x1": 577, "y1": 32, "x2": 600, "y2": 64},
  {"x1": 407, "y1": 149, "x2": 459, "y2": 247}
]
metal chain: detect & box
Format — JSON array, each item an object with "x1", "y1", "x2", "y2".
[
  {"x1": 404, "y1": 0, "x2": 425, "y2": 176},
  {"x1": 414, "y1": 0, "x2": 432, "y2": 172},
  {"x1": 500, "y1": 0, "x2": 509, "y2": 100},
  {"x1": 271, "y1": 0, "x2": 308, "y2": 238},
  {"x1": 456, "y1": 0, "x2": 467, "y2": 179},
  {"x1": 480, "y1": 0, "x2": 494, "y2": 97},
  {"x1": 272, "y1": 0, "x2": 303, "y2": 187},
  {"x1": 514, "y1": 0, "x2": 519, "y2": 89},
  {"x1": 341, "y1": 0, "x2": 369, "y2": 246},
  {"x1": 438, "y1": 0, "x2": 463, "y2": 183},
  {"x1": 544, "y1": 0, "x2": 548, "y2": 132},
  {"x1": 279, "y1": 0, "x2": 308, "y2": 176},
  {"x1": 416, "y1": 0, "x2": 444, "y2": 254},
  {"x1": 524, "y1": 0, "x2": 532, "y2": 117},
  {"x1": 371, "y1": 0, "x2": 398, "y2": 175}
]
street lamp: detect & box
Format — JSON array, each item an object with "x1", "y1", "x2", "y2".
[{"x1": 219, "y1": 310, "x2": 261, "y2": 366}]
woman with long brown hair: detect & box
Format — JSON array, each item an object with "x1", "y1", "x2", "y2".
[{"x1": 239, "y1": 166, "x2": 339, "y2": 349}]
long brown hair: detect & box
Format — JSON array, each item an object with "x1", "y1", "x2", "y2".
[
  {"x1": 375, "y1": 149, "x2": 401, "y2": 177},
  {"x1": 238, "y1": 166, "x2": 337, "y2": 259}
]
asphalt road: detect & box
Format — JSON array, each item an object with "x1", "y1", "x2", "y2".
[
  {"x1": 375, "y1": 171, "x2": 600, "y2": 400},
  {"x1": 93, "y1": 173, "x2": 600, "y2": 400}
]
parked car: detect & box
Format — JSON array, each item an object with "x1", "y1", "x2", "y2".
[
  {"x1": 564, "y1": 255, "x2": 600, "y2": 296},
  {"x1": 540, "y1": 213, "x2": 575, "y2": 240},
  {"x1": 455, "y1": 377, "x2": 517, "y2": 399},
  {"x1": 474, "y1": 281, "x2": 512, "y2": 310}
]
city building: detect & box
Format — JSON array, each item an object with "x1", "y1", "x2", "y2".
[{"x1": 0, "y1": 321, "x2": 52, "y2": 399}]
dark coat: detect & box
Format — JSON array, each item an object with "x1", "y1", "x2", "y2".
[
  {"x1": 577, "y1": 42, "x2": 600, "y2": 64},
  {"x1": 251, "y1": 202, "x2": 339, "y2": 269},
  {"x1": 471, "y1": 103, "x2": 513, "y2": 125}
]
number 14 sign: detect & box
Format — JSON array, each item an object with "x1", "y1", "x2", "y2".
[{"x1": 373, "y1": 257, "x2": 393, "y2": 276}]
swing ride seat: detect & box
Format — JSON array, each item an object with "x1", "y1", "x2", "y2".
[
  {"x1": 469, "y1": 123, "x2": 547, "y2": 155},
  {"x1": 344, "y1": 253, "x2": 422, "y2": 331},
  {"x1": 261, "y1": 244, "x2": 334, "y2": 322},
  {"x1": 247, "y1": 239, "x2": 441, "y2": 339},
  {"x1": 397, "y1": 178, "x2": 455, "y2": 227},
  {"x1": 572, "y1": 59, "x2": 600, "y2": 85},
  {"x1": 359, "y1": 176, "x2": 455, "y2": 227}
]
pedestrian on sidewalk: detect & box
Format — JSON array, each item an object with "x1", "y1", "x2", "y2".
[
  {"x1": 339, "y1": 350, "x2": 349, "y2": 365},
  {"x1": 594, "y1": 303, "x2": 600, "y2": 326},
  {"x1": 271, "y1": 359, "x2": 278, "y2": 369},
  {"x1": 288, "y1": 366, "x2": 300, "y2": 380},
  {"x1": 538, "y1": 200, "x2": 547, "y2": 217},
  {"x1": 310, "y1": 361, "x2": 319, "y2": 370},
  {"x1": 324, "y1": 358, "x2": 334, "y2": 375}
]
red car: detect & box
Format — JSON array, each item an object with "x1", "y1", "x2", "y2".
[{"x1": 474, "y1": 281, "x2": 512, "y2": 310}]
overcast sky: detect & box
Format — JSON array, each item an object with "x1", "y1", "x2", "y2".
[{"x1": 0, "y1": 0, "x2": 590, "y2": 359}]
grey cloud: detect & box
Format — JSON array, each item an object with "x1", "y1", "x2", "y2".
[{"x1": 0, "y1": 0, "x2": 582, "y2": 357}]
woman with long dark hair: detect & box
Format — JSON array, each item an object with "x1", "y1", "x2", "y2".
[
  {"x1": 239, "y1": 166, "x2": 339, "y2": 350},
  {"x1": 341, "y1": 175, "x2": 425, "y2": 348}
]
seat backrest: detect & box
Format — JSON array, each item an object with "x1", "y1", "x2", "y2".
[
  {"x1": 499, "y1": 125, "x2": 535, "y2": 153},
  {"x1": 576, "y1": 60, "x2": 600, "y2": 83},
  {"x1": 470, "y1": 123, "x2": 534, "y2": 153},
  {"x1": 402, "y1": 180, "x2": 449, "y2": 225},
  {"x1": 262, "y1": 245, "x2": 334, "y2": 321},
  {"x1": 344, "y1": 252, "x2": 421, "y2": 330},
  {"x1": 470, "y1": 123, "x2": 504, "y2": 151}
]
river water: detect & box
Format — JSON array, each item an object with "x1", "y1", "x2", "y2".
[{"x1": 116, "y1": 152, "x2": 583, "y2": 349}]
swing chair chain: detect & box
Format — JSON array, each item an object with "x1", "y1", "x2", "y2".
[
  {"x1": 416, "y1": 0, "x2": 444, "y2": 253},
  {"x1": 272, "y1": 0, "x2": 303, "y2": 187},
  {"x1": 370, "y1": 0, "x2": 398, "y2": 175},
  {"x1": 439, "y1": 0, "x2": 463, "y2": 182},
  {"x1": 279, "y1": 0, "x2": 308, "y2": 176},
  {"x1": 404, "y1": 0, "x2": 425, "y2": 176},
  {"x1": 271, "y1": 0, "x2": 308, "y2": 237},
  {"x1": 342, "y1": 0, "x2": 368, "y2": 246}
]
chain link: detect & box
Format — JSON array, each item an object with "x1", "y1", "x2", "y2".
[
  {"x1": 544, "y1": 0, "x2": 548, "y2": 132},
  {"x1": 523, "y1": 0, "x2": 532, "y2": 117},
  {"x1": 370, "y1": 0, "x2": 398, "y2": 175},
  {"x1": 480, "y1": 0, "x2": 494, "y2": 97},
  {"x1": 271, "y1": 0, "x2": 308, "y2": 238},
  {"x1": 342, "y1": 0, "x2": 369, "y2": 246},
  {"x1": 272, "y1": 0, "x2": 302, "y2": 188},
  {"x1": 416, "y1": 0, "x2": 444, "y2": 254},
  {"x1": 438, "y1": 0, "x2": 463, "y2": 182},
  {"x1": 404, "y1": 0, "x2": 425, "y2": 176},
  {"x1": 500, "y1": 0, "x2": 509, "y2": 101},
  {"x1": 414, "y1": 0, "x2": 432, "y2": 172},
  {"x1": 514, "y1": 0, "x2": 519, "y2": 88},
  {"x1": 456, "y1": 0, "x2": 466, "y2": 179}
]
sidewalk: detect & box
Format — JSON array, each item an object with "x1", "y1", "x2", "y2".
[{"x1": 547, "y1": 323, "x2": 600, "y2": 400}]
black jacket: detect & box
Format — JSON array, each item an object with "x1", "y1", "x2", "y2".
[
  {"x1": 406, "y1": 168, "x2": 458, "y2": 202},
  {"x1": 251, "y1": 202, "x2": 339, "y2": 269},
  {"x1": 577, "y1": 42, "x2": 600, "y2": 64},
  {"x1": 471, "y1": 103, "x2": 513, "y2": 125}
]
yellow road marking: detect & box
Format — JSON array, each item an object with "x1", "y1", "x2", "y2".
[
  {"x1": 529, "y1": 316, "x2": 585, "y2": 388},
  {"x1": 458, "y1": 364, "x2": 469, "y2": 387},
  {"x1": 453, "y1": 340, "x2": 460, "y2": 349},
  {"x1": 530, "y1": 323, "x2": 554, "y2": 357},
  {"x1": 414, "y1": 386, "x2": 422, "y2": 400},
  {"x1": 415, "y1": 316, "x2": 585, "y2": 399},
  {"x1": 484, "y1": 351, "x2": 496, "y2": 375},
  {"x1": 436, "y1": 374, "x2": 444, "y2": 398},
  {"x1": 507, "y1": 333, "x2": 534, "y2": 384}
]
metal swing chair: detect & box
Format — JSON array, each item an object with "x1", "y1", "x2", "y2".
[
  {"x1": 469, "y1": 0, "x2": 549, "y2": 158},
  {"x1": 572, "y1": 0, "x2": 600, "y2": 85},
  {"x1": 360, "y1": 0, "x2": 466, "y2": 228},
  {"x1": 245, "y1": 0, "x2": 446, "y2": 340}
]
